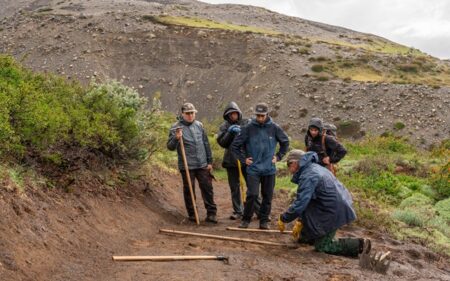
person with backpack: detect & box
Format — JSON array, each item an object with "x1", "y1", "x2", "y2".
[
  {"x1": 278, "y1": 149, "x2": 371, "y2": 257},
  {"x1": 304, "y1": 118, "x2": 346, "y2": 174},
  {"x1": 217, "y1": 102, "x2": 261, "y2": 220},
  {"x1": 231, "y1": 102, "x2": 289, "y2": 229}
]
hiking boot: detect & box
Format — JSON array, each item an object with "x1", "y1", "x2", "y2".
[
  {"x1": 205, "y1": 215, "x2": 218, "y2": 224},
  {"x1": 188, "y1": 216, "x2": 196, "y2": 222},
  {"x1": 359, "y1": 238, "x2": 372, "y2": 254},
  {"x1": 259, "y1": 222, "x2": 269, "y2": 230},
  {"x1": 229, "y1": 213, "x2": 242, "y2": 220},
  {"x1": 238, "y1": 220, "x2": 250, "y2": 228}
]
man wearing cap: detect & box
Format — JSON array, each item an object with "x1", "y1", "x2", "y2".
[
  {"x1": 216, "y1": 101, "x2": 261, "y2": 220},
  {"x1": 167, "y1": 103, "x2": 218, "y2": 223},
  {"x1": 231, "y1": 102, "x2": 289, "y2": 229},
  {"x1": 278, "y1": 149, "x2": 371, "y2": 257}
]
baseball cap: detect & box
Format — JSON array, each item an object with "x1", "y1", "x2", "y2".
[{"x1": 181, "y1": 102, "x2": 198, "y2": 113}]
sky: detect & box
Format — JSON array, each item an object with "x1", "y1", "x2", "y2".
[{"x1": 200, "y1": 0, "x2": 450, "y2": 60}]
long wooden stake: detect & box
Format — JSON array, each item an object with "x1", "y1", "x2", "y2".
[
  {"x1": 112, "y1": 255, "x2": 228, "y2": 262},
  {"x1": 159, "y1": 229, "x2": 294, "y2": 247},
  {"x1": 179, "y1": 136, "x2": 199, "y2": 225},
  {"x1": 226, "y1": 227, "x2": 293, "y2": 234},
  {"x1": 237, "y1": 160, "x2": 246, "y2": 203}
]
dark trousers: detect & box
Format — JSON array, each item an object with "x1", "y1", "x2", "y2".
[
  {"x1": 180, "y1": 168, "x2": 217, "y2": 217},
  {"x1": 242, "y1": 174, "x2": 275, "y2": 223},
  {"x1": 226, "y1": 166, "x2": 261, "y2": 216},
  {"x1": 300, "y1": 231, "x2": 361, "y2": 257}
]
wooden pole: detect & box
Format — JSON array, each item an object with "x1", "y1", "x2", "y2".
[
  {"x1": 226, "y1": 227, "x2": 293, "y2": 234},
  {"x1": 179, "y1": 136, "x2": 200, "y2": 225},
  {"x1": 112, "y1": 255, "x2": 228, "y2": 262},
  {"x1": 159, "y1": 229, "x2": 294, "y2": 247},
  {"x1": 237, "y1": 160, "x2": 246, "y2": 203}
]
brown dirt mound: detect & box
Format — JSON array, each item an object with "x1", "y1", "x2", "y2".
[{"x1": 1, "y1": 171, "x2": 449, "y2": 281}]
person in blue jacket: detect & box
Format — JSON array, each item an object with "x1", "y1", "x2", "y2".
[
  {"x1": 278, "y1": 149, "x2": 371, "y2": 257},
  {"x1": 231, "y1": 102, "x2": 289, "y2": 229}
]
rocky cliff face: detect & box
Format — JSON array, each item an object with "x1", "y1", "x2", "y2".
[{"x1": 1, "y1": 0, "x2": 449, "y2": 145}]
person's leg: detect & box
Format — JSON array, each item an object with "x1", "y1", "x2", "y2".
[
  {"x1": 226, "y1": 167, "x2": 243, "y2": 218},
  {"x1": 195, "y1": 168, "x2": 217, "y2": 218},
  {"x1": 259, "y1": 174, "x2": 276, "y2": 227},
  {"x1": 241, "y1": 174, "x2": 260, "y2": 224},
  {"x1": 241, "y1": 167, "x2": 261, "y2": 219},
  {"x1": 180, "y1": 169, "x2": 196, "y2": 219},
  {"x1": 314, "y1": 231, "x2": 363, "y2": 257}
]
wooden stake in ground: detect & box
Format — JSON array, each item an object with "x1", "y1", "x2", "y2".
[
  {"x1": 178, "y1": 133, "x2": 200, "y2": 225},
  {"x1": 159, "y1": 229, "x2": 296, "y2": 248},
  {"x1": 226, "y1": 227, "x2": 293, "y2": 234},
  {"x1": 112, "y1": 255, "x2": 229, "y2": 264},
  {"x1": 236, "y1": 160, "x2": 246, "y2": 203}
]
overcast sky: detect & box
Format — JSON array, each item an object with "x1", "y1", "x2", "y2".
[{"x1": 201, "y1": 0, "x2": 450, "y2": 59}]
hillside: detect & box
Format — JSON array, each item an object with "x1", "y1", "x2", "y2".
[{"x1": 0, "y1": 0, "x2": 449, "y2": 145}]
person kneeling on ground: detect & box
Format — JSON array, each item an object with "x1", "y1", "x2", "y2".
[{"x1": 278, "y1": 149, "x2": 371, "y2": 257}]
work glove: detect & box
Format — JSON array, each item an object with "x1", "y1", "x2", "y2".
[
  {"x1": 228, "y1": 124, "x2": 241, "y2": 134},
  {"x1": 292, "y1": 220, "x2": 303, "y2": 240},
  {"x1": 277, "y1": 214, "x2": 286, "y2": 232}
]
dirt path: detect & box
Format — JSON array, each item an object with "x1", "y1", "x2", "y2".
[{"x1": 0, "y1": 173, "x2": 449, "y2": 281}]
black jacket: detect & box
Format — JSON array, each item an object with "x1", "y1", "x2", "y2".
[
  {"x1": 305, "y1": 118, "x2": 347, "y2": 165},
  {"x1": 216, "y1": 102, "x2": 249, "y2": 168}
]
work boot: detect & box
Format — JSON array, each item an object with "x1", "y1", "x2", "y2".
[
  {"x1": 259, "y1": 221, "x2": 269, "y2": 230},
  {"x1": 229, "y1": 213, "x2": 242, "y2": 220},
  {"x1": 239, "y1": 220, "x2": 250, "y2": 228},
  {"x1": 359, "y1": 238, "x2": 372, "y2": 254},
  {"x1": 205, "y1": 215, "x2": 218, "y2": 224}
]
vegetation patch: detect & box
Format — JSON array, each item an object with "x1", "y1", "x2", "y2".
[{"x1": 143, "y1": 15, "x2": 280, "y2": 35}]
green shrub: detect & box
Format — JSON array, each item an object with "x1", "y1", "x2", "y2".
[
  {"x1": 0, "y1": 55, "x2": 159, "y2": 162},
  {"x1": 399, "y1": 193, "x2": 433, "y2": 209},
  {"x1": 311, "y1": 64, "x2": 324, "y2": 72},
  {"x1": 393, "y1": 121, "x2": 406, "y2": 130},
  {"x1": 393, "y1": 209, "x2": 425, "y2": 227},
  {"x1": 435, "y1": 198, "x2": 450, "y2": 223}
]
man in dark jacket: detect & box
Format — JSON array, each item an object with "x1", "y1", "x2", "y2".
[
  {"x1": 278, "y1": 149, "x2": 371, "y2": 257},
  {"x1": 217, "y1": 102, "x2": 261, "y2": 220},
  {"x1": 231, "y1": 102, "x2": 289, "y2": 229},
  {"x1": 305, "y1": 118, "x2": 347, "y2": 168},
  {"x1": 167, "y1": 103, "x2": 217, "y2": 223}
]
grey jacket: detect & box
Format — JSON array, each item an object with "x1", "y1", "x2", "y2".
[{"x1": 167, "y1": 119, "x2": 213, "y2": 170}]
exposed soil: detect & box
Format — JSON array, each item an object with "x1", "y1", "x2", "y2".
[{"x1": 1, "y1": 171, "x2": 449, "y2": 281}]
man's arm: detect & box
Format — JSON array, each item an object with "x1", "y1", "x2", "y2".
[
  {"x1": 167, "y1": 125, "x2": 180, "y2": 151},
  {"x1": 325, "y1": 136, "x2": 347, "y2": 163},
  {"x1": 280, "y1": 175, "x2": 319, "y2": 223},
  {"x1": 275, "y1": 125, "x2": 290, "y2": 161},
  {"x1": 202, "y1": 127, "x2": 213, "y2": 165},
  {"x1": 230, "y1": 126, "x2": 247, "y2": 164},
  {"x1": 216, "y1": 123, "x2": 234, "y2": 148}
]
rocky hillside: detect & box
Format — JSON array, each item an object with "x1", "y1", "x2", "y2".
[{"x1": 1, "y1": 0, "x2": 449, "y2": 145}]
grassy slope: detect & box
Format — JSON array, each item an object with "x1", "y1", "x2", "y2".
[{"x1": 143, "y1": 15, "x2": 450, "y2": 87}]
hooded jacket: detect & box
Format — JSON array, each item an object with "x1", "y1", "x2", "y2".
[
  {"x1": 216, "y1": 102, "x2": 250, "y2": 168},
  {"x1": 281, "y1": 152, "x2": 356, "y2": 239},
  {"x1": 305, "y1": 118, "x2": 347, "y2": 165},
  {"x1": 167, "y1": 118, "x2": 212, "y2": 170},
  {"x1": 231, "y1": 116, "x2": 289, "y2": 176}
]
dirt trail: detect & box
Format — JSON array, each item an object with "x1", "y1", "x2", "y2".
[{"x1": 0, "y1": 173, "x2": 449, "y2": 281}]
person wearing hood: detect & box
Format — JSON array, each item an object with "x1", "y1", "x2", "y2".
[
  {"x1": 216, "y1": 102, "x2": 261, "y2": 220},
  {"x1": 278, "y1": 149, "x2": 371, "y2": 257},
  {"x1": 231, "y1": 102, "x2": 289, "y2": 229},
  {"x1": 167, "y1": 103, "x2": 218, "y2": 224},
  {"x1": 305, "y1": 117, "x2": 347, "y2": 168}
]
